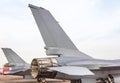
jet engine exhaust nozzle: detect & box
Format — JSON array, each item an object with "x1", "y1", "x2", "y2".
[{"x1": 31, "y1": 58, "x2": 58, "y2": 78}]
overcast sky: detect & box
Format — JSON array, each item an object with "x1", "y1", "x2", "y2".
[{"x1": 0, "y1": 0, "x2": 120, "y2": 67}]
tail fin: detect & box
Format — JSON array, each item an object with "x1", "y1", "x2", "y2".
[
  {"x1": 29, "y1": 4, "x2": 77, "y2": 50},
  {"x1": 29, "y1": 4, "x2": 93, "y2": 59},
  {"x1": 2, "y1": 48, "x2": 26, "y2": 65}
]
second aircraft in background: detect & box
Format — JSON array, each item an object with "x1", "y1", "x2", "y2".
[{"x1": 1, "y1": 48, "x2": 31, "y2": 79}]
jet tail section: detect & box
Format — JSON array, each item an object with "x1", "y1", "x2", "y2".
[
  {"x1": 2, "y1": 48, "x2": 26, "y2": 66},
  {"x1": 29, "y1": 4, "x2": 93, "y2": 59}
]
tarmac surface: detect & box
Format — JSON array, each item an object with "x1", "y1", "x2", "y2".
[{"x1": 0, "y1": 75, "x2": 69, "y2": 83}]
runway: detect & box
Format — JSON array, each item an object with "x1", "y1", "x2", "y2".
[{"x1": 0, "y1": 75, "x2": 69, "y2": 83}]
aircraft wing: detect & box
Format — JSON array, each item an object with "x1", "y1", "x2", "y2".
[{"x1": 48, "y1": 66, "x2": 94, "y2": 76}]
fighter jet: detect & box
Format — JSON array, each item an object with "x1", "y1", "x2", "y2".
[
  {"x1": 1, "y1": 48, "x2": 31, "y2": 78},
  {"x1": 28, "y1": 4, "x2": 120, "y2": 83}
]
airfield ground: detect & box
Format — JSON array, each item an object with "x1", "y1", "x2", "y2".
[{"x1": 0, "y1": 75, "x2": 69, "y2": 83}]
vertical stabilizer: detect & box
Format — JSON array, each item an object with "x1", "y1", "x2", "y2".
[
  {"x1": 2, "y1": 48, "x2": 26, "y2": 65},
  {"x1": 29, "y1": 4, "x2": 78, "y2": 50},
  {"x1": 29, "y1": 4, "x2": 93, "y2": 59}
]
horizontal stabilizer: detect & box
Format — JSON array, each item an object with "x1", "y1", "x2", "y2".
[{"x1": 48, "y1": 66, "x2": 94, "y2": 76}]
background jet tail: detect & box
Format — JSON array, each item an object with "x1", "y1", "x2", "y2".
[{"x1": 2, "y1": 48, "x2": 26, "y2": 66}]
